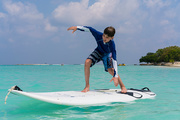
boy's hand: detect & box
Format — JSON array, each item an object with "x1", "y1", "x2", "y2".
[
  {"x1": 67, "y1": 26, "x2": 77, "y2": 33},
  {"x1": 110, "y1": 77, "x2": 118, "y2": 87}
]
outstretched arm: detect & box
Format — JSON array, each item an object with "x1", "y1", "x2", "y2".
[{"x1": 68, "y1": 26, "x2": 90, "y2": 33}]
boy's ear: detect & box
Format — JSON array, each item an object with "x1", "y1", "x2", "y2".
[{"x1": 111, "y1": 36, "x2": 114, "y2": 40}]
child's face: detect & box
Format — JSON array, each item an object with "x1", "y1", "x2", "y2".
[{"x1": 102, "y1": 34, "x2": 114, "y2": 43}]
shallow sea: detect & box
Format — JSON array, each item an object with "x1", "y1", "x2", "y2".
[{"x1": 0, "y1": 65, "x2": 180, "y2": 120}]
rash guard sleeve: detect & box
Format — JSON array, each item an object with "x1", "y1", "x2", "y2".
[
  {"x1": 77, "y1": 26, "x2": 90, "y2": 32},
  {"x1": 112, "y1": 46, "x2": 118, "y2": 78},
  {"x1": 112, "y1": 58, "x2": 118, "y2": 78}
]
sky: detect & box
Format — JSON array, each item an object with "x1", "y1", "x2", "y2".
[{"x1": 0, "y1": 0, "x2": 180, "y2": 65}]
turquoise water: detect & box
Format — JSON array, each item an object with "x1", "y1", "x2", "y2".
[{"x1": 0, "y1": 65, "x2": 180, "y2": 120}]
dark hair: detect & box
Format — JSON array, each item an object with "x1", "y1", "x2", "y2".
[{"x1": 104, "y1": 26, "x2": 115, "y2": 37}]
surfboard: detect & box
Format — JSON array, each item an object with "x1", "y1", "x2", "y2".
[{"x1": 8, "y1": 86, "x2": 156, "y2": 105}]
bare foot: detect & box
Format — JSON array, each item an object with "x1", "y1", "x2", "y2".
[
  {"x1": 81, "y1": 87, "x2": 89, "y2": 92},
  {"x1": 121, "y1": 87, "x2": 127, "y2": 93}
]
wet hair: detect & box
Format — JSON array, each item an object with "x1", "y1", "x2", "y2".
[{"x1": 103, "y1": 26, "x2": 116, "y2": 37}]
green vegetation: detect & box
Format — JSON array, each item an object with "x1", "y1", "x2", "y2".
[{"x1": 139, "y1": 46, "x2": 180, "y2": 64}]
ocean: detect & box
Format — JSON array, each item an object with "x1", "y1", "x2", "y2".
[{"x1": 0, "y1": 65, "x2": 180, "y2": 120}]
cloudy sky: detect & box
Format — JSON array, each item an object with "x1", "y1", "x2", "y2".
[{"x1": 0, "y1": 0, "x2": 180, "y2": 65}]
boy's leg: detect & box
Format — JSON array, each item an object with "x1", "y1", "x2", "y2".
[
  {"x1": 82, "y1": 50, "x2": 102, "y2": 92},
  {"x1": 82, "y1": 59, "x2": 92, "y2": 92},
  {"x1": 108, "y1": 68, "x2": 127, "y2": 93}
]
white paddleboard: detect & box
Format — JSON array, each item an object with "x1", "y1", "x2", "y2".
[{"x1": 9, "y1": 86, "x2": 156, "y2": 105}]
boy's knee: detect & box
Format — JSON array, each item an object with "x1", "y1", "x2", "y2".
[{"x1": 85, "y1": 59, "x2": 92, "y2": 66}]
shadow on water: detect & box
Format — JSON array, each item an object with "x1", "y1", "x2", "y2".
[{"x1": 2, "y1": 99, "x2": 128, "y2": 120}]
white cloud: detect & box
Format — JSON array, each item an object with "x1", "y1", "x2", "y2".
[
  {"x1": 53, "y1": 0, "x2": 89, "y2": 25},
  {"x1": 164, "y1": 9, "x2": 176, "y2": 18},
  {"x1": 44, "y1": 20, "x2": 58, "y2": 32},
  {"x1": 143, "y1": 0, "x2": 170, "y2": 8},
  {"x1": 117, "y1": 21, "x2": 143, "y2": 34},
  {"x1": 52, "y1": 0, "x2": 143, "y2": 34},
  {"x1": 160, "y1": 20, "x2": 169, "y2": 25},
  {"x1": 8, "y1": 38, "x2": 15, "y2": 43},
  {"x1": 52, "y1": 0, "x2": 140, "y2": 25},
  {"x1": 3, "y1": 0, "x2": 43, "y2": 21},
  {"x1": 0, "y1": 12, "x2": 6, "y2": 18},
  {"x1": 1, "y1": 0, "x2": 57, "y2": 40},
  {"x1": 161, "y1": 25, "x2": 179, "y2": 40}
]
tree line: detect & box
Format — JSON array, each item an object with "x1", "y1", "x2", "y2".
[{"x1": 139, "y1": 46, "x2": 180, "y2": 64}]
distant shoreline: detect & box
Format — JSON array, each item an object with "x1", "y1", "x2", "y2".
[
  {"x1": 140, "y1": 61, "x2": 180, "y2": 67},
  {"x1": 1, "y1": 62, "x2": 180, "y2": 67},
  {"x1": 15, "y1": 64, "x2": 65, "y2": 66}
]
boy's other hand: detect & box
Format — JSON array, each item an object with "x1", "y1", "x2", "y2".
[
  {"x1": 67, "y1": 26, "x2": 77, "y2": 33},
  {"x1": 110, "y1": 77, "x2": 118, "y2": 87}
]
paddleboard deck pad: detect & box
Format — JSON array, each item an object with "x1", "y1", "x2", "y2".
[{"x1": 7, "y1": 86, "x2": 156, "y2": 105}]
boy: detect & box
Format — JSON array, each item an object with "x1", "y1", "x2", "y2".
[{"x1": 67, "y1": 26, "x2": 127, "y2": 93}]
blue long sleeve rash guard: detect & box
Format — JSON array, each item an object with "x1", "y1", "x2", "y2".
[{"x1": 77, "y1": 26, "x2": 118, "y2": 78}]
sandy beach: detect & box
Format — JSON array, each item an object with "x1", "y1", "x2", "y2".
[
  {"x1": 140, "y1": 61, "x2": 180, "y2": 67},
  {"x1": 163, "y1": 62, "x2": 180, "y2": 67}
]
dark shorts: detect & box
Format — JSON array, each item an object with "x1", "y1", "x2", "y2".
[{"x1": 87, "y1": 50, "x2": 113, "y2": 72}]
